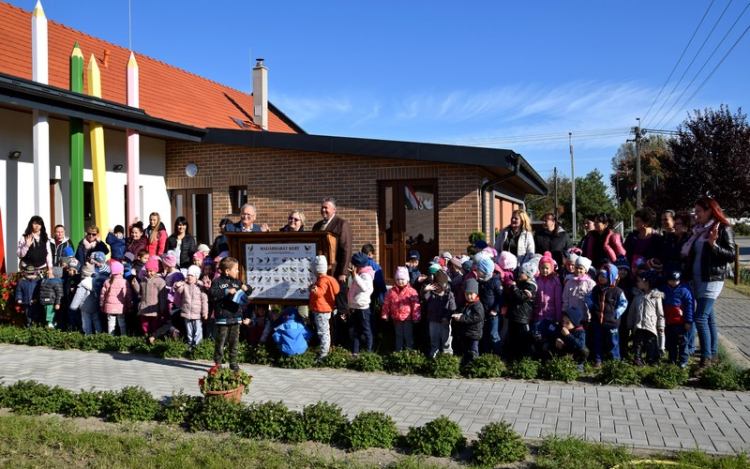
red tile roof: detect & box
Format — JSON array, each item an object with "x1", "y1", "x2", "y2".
[{"x1": 0, "y1": 2, "x2": 300, "y2": 134}]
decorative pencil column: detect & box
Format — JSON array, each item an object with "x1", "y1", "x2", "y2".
[
  {"x1": 69, "y1": 43, "x2": 85, "y2": 241},
  {"x1": 87, "y1": 54, "x2": 109, "y2": 233},
  {"x1": 32, "y1": 0, "x2": 51, "y2": 223},
  {"x1": 126, "y1": 52, "x2": 140, "y2": 226}
]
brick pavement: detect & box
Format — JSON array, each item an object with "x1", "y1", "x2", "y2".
[
  {"x1": 1, "y1": 344, "x2": 749, "y2": 455},
  {"x1": 715, "y1": 286, "x2": 750, "y2": 365}
]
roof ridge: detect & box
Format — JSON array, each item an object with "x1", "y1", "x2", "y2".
[{"x1": 5, "y1": 1, "x2": 254, "y2": 99}]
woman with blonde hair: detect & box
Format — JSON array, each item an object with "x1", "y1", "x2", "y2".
[
  {"x1": 280, "y1": 210, "x2": 306, "y2": 232},
  {"x1": 144, "y1": 212, "x2": 168, "y2": 257},
  {"x1": 493, "y1": 209, "x2": 535, "y2": 265}
]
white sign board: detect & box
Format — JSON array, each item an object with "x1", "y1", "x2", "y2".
[{"x1": 245, "y1": 243, "x2": 316, "y2": 300}]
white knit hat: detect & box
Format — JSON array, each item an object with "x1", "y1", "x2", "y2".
[
  {"x1": 312, "y1": 255, "x2": 328, "y2": 274},
  {"x1": 187, "y1": 265, "x2": 201, "y2": 278}
]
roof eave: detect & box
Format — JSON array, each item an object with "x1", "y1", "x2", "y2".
[{"x1": 0, "y1": 72, "x2": 206, "y2": 141}]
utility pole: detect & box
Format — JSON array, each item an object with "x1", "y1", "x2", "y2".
[
  {"x1": 569, "y1": 133, "x2": 576, "y2": 240},
  {"x1": 634, "y1": 117, "x2": 642, "y2": 209},
  {"x1": 553, "y1": 167, "x2": 558, "y2": 218}
]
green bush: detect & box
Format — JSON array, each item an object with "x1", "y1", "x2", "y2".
[
  {"x1": 151, "y1": 338, "x2": 188, "y2": 359},
  {"x1": 243, "y1": 343, "x2": 274, "y2": 366},
  {"x1": 699, "y1": 364, "x2": 743, "y2": 391},
  {"x1": 405, "y1": 416, "x2": 466, "y2": 457},
  {"x1": 467, "y1": 231, "x2": 486, "y2": 256},
  {"x1": 539, "y1": 356, "x2": 580, "y2": 382},
  {"x1": 647, "y1": 364, "x2": 689, "y2": 389},
  {"x1": 277, "y1": 351, "x2": 316, "y2": 369},
  {"x1": 733, "y1": 222, "x2": 750, "y2": 236},
  {"x1": 316, "y1": 346, "x2": 353, "y2": 369},
  {"x1": 60, "y1": 390, "x2": 105, "y2": 418},
  {"x1": 100, "y1": 386, "x2": 160, "y2": 422},
  {"x1": 741, "y1": 368, "x2": 750, "y2": 390},
  {"x1": 4, "y1": 380, "x2": 73, "y2": 415},
  {"x1": 385, "y1": 349, "x2": 427, "y2": 375},
  {"x1": 506, "y1": 357, "x2": 540, "y2": 380},
  {"x1": 157, "y1": 391, "x2": 202, "y2": 426},
  {"x1": 187, "y1": 396, "x2": 245, "y2": 433},
  {"x1": 466, "y1": 354, "x2": 505, "y2": 378},
  {"x1": 242, "y1": 401, "x2": 295, "y2": 440},
  {"x1": 345, "y1": 411, "x2": 400, "y2": 450},
  {"x1": 596, "y1": 360, "x2": 641, "y2": 386},
  {"x1": 350, "y1": 352, "x2": 384, "y2": 372},
  {"x1": 535, "y1": 435, "x2": 631, "y2": 469},
  {"x1": 300, "y1": 401, "x2": 348, "y2": 444},
  {"x1": 424, "y1": 353, "x2": 461, "y2": 379},
  {"x1": 192, "y1": 339, "x2": 216, "y2": 361},
  {"x1": 471, "y1": 421, "x2": 528, "y2": 466}
]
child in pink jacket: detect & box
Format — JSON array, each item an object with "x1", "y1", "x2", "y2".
[
  {"x1": 100, "y1": 260, "x2": 132, "y2": 335},
  {"x1": 532, "y1": 252, "x2": 562, "y2": 343},
  {"x1": 381, "y1": 266, "x2": 421, "y2": 351},
  {"x1": 175, "y1": 265, "x2": 208, "y2": 354}
]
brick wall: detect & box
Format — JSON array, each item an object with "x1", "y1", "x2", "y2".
[{"x1": 165, "y1": 142, "x2": 488, "y2": 260}]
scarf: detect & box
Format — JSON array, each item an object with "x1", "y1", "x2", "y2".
[
  {"x1": 82, "y1": 237, "x2": 97, "y2": 251},
  {"x1": 681, "y1": 218, "x2": 714, "y2": 258}
]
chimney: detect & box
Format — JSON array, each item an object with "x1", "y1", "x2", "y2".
[{"x1": 252, "y1": 58, "x2": 268, "y2": 131}]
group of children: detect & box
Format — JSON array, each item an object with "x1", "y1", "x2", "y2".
[{"x1": 16, "y1": 228, "x2": 696, "y2": 371}]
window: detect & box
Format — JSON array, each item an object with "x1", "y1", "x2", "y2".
[{"x1": 229, "y1": 186, "x2": 248, "y2": 214}]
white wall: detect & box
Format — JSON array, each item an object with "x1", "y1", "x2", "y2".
[{"x1": 0, "y1": 107, "x2": 171, "y2": 271}]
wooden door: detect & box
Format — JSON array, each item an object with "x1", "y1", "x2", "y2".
[
  {"x1": 171, "y1": 188, "x2": 213, "y2": 246},
  {"x1": 378, "y1": 179, "x2": 439, "y2": 283}
]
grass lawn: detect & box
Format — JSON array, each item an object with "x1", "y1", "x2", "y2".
[
  {"x1": 0, "y1": 414, "x2": 748, "y2": 469},
  {"x1": 725, "y1": 279, "x2": 750, "y2": 297}
]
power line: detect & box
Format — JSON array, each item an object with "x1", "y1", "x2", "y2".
[
  {"x1": 644, "y1": 0, "x2": 735, "y2": 128},
  {"x1": 662, "y1": 20, "x2": 750, "y2": 128},
  {"x1": 641, "y1": 0, "x2": 716, "y2": 124},
  {"x1": 654, "y1": 2, "x2": 750, "y2": 129},
  {"x1": 449, "y1": 128, "x2": 629, "y2": 146}
]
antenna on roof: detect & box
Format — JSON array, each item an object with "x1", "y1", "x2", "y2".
[{"x1": 128, "y1": 0, "x2": 132, "y2": 50}]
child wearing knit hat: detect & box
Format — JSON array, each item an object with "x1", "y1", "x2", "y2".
[
  {"x1": 382, "y1": 266, "x2": 421, "y2": 352},
  {"x1": 39, "y1": 267, "x2": 64, "y2": 328},
  {"x1": 100, "y1": 260, "x2": 132, "y2": 335},
  {"x1": 309, "y1": 255, "x2": 340, "y2": 360},
  {"x1": 532, "y1": 252, "x2": 562, "y2": 346},
  {"x1": 562, "y1": 256, "x2": 596, "y2": 327},
  {"x1": 422, "y1": 269, "x2": 456, "y2": 358},
  {"x1": 174, "y1": 265, "x2": 208, "y2": 356},
  {"x1": 452, "y1": 278, "x2": 484, "y2": 368},
  {"x1": 628, "y1": 270, "x2": 665, "y2": 366},
  {"x1": 69, "y1": 263, "x2": 102, "y2": 334},
  {"x1": 133, "y1": 258, "x2": 168, "y2": 337},
  {"x1": 504, "y1": 258, "x2": 539, "y2": 361}
]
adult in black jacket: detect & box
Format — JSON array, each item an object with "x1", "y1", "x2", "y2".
[
  {"x1": 534, "y1": 213, "x2": 573, "y2": 272},
  {"x1": 623, "y1": 207, "x2": 663, "y2": 266},
  {"x1": 662, "y1": 210, "x2": 692, "y2": 272},
  {"x1": 209, "y1": 218, "x2": 232, "y2": 260},
  {"x1": 17, "y1": 216, "x2": 52, "y2": 271},
  {"x1": 165, "y1": 216, "x2": 197, "y2": 269},
  {"x1": 683, "y1": 197, "x2": 736, "y2": 366},
  {"x1": 74, "y1": 225, "x2": 110, "y2": 268}
]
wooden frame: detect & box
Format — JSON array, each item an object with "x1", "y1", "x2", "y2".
[{"x1": 224, "y1": 231, "x2": 338, "y2": 305}]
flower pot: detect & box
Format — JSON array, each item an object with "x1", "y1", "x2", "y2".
[{"x1": 203, "y1": 385, "x2": 244, "y2": 403}]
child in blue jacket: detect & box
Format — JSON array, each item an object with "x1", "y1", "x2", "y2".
[
  {"x1": 661, "y1": 268, "x2": 694, "y2": 368},
  {"x1": 585, "y1": 263, "x2": 628, "y2": 365},
  {"x1": 272, "y1": 307, "x2": 313, "y2": 356},
  {"x1": 106, "y1": 225, "x2": 127, "y2": 261},
  {"x1": 543, "y1": 306, "x2": 588, "y2": 366},
  {"x1": 16, "y1": 266, "x2": 41, "y2": 327}
]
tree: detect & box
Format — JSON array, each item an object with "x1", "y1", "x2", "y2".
[
  {"x1": 661, "y1": 105, "x2": 750, "y2": 216},
  {"x1": 610, "y1": 135, "x2": 671, "y2": 210},
  {"x1": 526, "y1": 169, "x2": 616, "y2": 239}
]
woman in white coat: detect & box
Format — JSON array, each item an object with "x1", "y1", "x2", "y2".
[{"x1": 493, "y1": 209, "x2": 535, "y2": 265}]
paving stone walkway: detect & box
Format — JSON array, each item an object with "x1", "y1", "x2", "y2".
[
  {"x1": 0, "y1": 344, "x2": 749, "y2": 455},
  {"x1": 0, "y1": 288, "x2": 748, "y2": 455}
]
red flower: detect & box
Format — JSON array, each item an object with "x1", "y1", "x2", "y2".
[
  {"x1": 208, "y1": 364, "x2": 220, "y2": 375},
  {"x1": 198, "y1": 378, "x2": 204, "y2": 386}
]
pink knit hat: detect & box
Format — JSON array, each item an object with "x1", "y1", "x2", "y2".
[
  {"x1": 145, "y1": 258, "x2": 160, "y2": 272},
  {"x1": 193, "y1": 251, "x2": 205, "y2": 261},
  {"x1": 498, "y1": 251, "x2": 518, "y2": 271},
  {"x1": 538, "y1": 251, "x2": 556, "y2": 269},
  {"x1": 109, "y1": 260, "x2": 124, "y2": 276},
  {"x1": 161, "y1": 253, "x2": 177, "y2": 267},
  {"x1": 395, "y1": 266, "x2": 409, "y2": 280}
]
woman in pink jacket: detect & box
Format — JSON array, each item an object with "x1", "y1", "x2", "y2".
[
  {"x1": 584, "y1": 213, "x2": 625, "y2": 269},
  {"x1": 100, "y1": 260, "x2": 132, "y2": 335},
  {"x1": 175, "y1": 266, "x2": 208, "y2": 354}
]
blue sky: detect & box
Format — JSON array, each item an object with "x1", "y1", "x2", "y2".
[{"x1": 12, "y1": 0, "x2": 750, "y2": 184}]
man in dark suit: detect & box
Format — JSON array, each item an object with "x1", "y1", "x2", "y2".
[
  {"x1": 224, "y1": 203, "x2": 269, "y2": 233},
  {"x1": 312, "y1": 197, "x2": 353, "y2": 282}
]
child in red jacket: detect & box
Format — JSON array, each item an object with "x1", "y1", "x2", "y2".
[{"x1": 381, "y1": 266, "x2": 421, "y2": 351}]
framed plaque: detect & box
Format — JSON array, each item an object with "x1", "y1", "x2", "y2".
[{"x1": 224, "y1": 231, "x2": 338, "y2": 305}]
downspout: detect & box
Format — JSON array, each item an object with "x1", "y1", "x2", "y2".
[{"x1": 481, "y1": 152, "x2": 520, "y2": 241}]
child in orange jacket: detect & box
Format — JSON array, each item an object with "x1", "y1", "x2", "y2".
[{"x1": 309, "y1": 255, "x2": 340, "y2": 360}]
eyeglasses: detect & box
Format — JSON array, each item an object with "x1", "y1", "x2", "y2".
[
  {"x1": 86, "y1": 233, "x2": 97, "y2": 237},
  {"x1": 288, "y1": 217, "x2": 301, "y2": 222},
  {"x1": 241, "y1": 213, "x2": 256, "y2": 218}
]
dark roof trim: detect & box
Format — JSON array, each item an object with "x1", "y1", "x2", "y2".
[
  {"x1": 203, "y1": 128, "x2": 547, "y2": 195},
  {"x1": 268, "y1": 101, "x2": 306, "y2": 134},
  {"x1": 0, "y1": 72, "x2": 206, "y2": 141}
]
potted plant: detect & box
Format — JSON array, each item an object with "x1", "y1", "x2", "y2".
[{"x1": 198, "y1": 364, "x2": 252, "y2": 403}]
